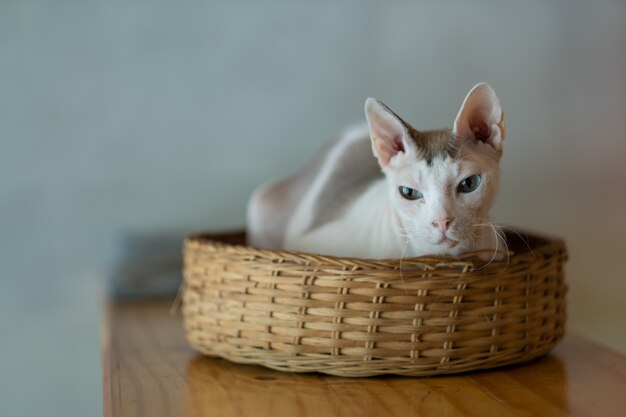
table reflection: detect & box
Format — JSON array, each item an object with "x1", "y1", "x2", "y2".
[{"x1": 184, "y1": 353, "x2": 568, "y2": 417}]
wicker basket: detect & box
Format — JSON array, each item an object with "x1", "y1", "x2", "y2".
[{"x1": 182, "y1": 230, "x2": 567, "y2": 377}]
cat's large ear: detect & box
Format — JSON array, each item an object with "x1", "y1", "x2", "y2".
[
  {"x1": 365, "y1": 98, "x2": 416, "y2": 169},
  {"x1": 453, "y1": 83, "x2": 505, "y2": 152}
]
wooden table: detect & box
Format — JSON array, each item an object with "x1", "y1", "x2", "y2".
[{"x1": 103, "y1": 299, "x2": 626, "y2": 417}]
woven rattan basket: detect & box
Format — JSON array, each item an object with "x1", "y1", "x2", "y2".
[{"x1": 182, "y1": 230, "x2": 567, "y2": 377}]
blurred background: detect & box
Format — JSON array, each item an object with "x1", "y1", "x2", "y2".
[{"x1": 1, "y1": 1, "x2": 625, "y2": 416}]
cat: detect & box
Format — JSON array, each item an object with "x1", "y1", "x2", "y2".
[{"x1": 247, "y1": 83, "x2": 506, "y2": 259}]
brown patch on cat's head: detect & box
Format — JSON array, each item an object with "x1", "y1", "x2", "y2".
[
  {"x1": 406, "y1": 127, "x2": 457, "y2": 165},
  {"x1": 373, "y1": 100, "x2": 457, "y2": 164}
]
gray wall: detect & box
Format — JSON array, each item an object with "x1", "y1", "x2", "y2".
[{"x1": 1, "y1": 1, "x2": 625, "y2": 416}]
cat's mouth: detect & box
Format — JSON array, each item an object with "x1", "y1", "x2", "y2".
[{"x1": 438, "y1": 237, "x2": 459, "y2": 248}]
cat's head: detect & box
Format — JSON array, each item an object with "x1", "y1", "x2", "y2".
[{"x1": 365, "y1": 83, "x2": 505, "y2": 256}]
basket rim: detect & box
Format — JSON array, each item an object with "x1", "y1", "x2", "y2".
[{"x1": 185, "y1": 228, "x2": 566, "y2": 266}]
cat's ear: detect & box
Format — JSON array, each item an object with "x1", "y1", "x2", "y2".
[
  {"x1": 453, "y1": 83, "x2": 505, "y2": 152},
  {"x1": 365, "y1": 98, "x2": 415, "y2": 168}
]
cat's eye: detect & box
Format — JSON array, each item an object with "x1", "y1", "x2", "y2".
[
  {"x1": 399, "y1": 186, "x2": 423, "y2": 200},
  {"x1": 458, "y1": 174, "x2": 482, "y2": 193}
]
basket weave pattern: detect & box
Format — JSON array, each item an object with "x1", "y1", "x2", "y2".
[{"x1": 183, "y1": 231, "x2": 567, "y2": 377}]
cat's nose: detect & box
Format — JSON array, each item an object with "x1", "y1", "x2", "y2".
[{"x1": 432, "y1": 217, "x2": 454, "y2": 233}]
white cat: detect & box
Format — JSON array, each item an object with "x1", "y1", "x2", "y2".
[{"x1": 247, "y1": 83, "x2": 506, "y2": 259}]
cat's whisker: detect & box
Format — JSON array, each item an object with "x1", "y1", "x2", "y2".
[
  {"x1": 472, "y1": 225, "x2": 499, "y2": 269},
  {"x1": 453, "y1": 140, "x2": 475, "y2": 165},
  {"x1": 394, "y1": 226, "x2": 422, "y2": 241},
  {"x1": 471, "y1": 220, "x2": 510, "y2": 271},
  {"x1": 395, "y1": 231, "x2": 417, "y2": 240},
  {"x1": 474, "y1": 218, "x2": 511, "y2": 256},
  {"x1": 453, "y1": 153, "x2": 473, "y2": 166},
  {"x1": 494, "y1": 224, "x2": 535, "y2": 257},
  {"x1": 398, "y1": 242, "x2": 410, "y2": 295}
]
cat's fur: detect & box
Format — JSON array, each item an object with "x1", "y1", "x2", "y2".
[{"x1": 247, "y1": 83, "x2": 506, "y2": 259}]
